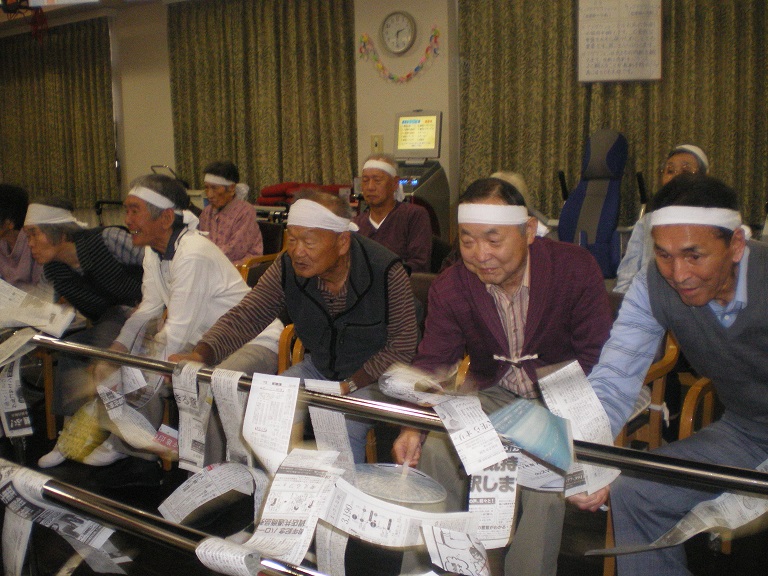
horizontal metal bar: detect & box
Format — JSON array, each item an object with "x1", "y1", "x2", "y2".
[{"x1": 29, "y1": 334, "x2": 768, "y2": 496}]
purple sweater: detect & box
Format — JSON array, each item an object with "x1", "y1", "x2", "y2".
[
  {"x1": 415, "y1": 237, "x2": 613, "y2": 391},
  {"x1": 353, "y1": 201, "x2": 432, "y2": 273}
]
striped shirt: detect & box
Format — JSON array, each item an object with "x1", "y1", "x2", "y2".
[
  {"x1": 486, "y1": 260, "x2": 536, "y2": 398},
  {"x1": 198, "y1": 256, "x2": 418, "y2": 382}
]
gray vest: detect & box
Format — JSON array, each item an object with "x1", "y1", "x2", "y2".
[
  {"x1": 648, "y1": 240, "x2": 768, "y2": 424},
  {"x1": 281, "y1": 234, "x2": 400, "y2": 380}
]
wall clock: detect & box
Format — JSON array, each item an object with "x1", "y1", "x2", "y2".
[{"x1": 380, "y1": 11, "x2": 416, "y2": 55}]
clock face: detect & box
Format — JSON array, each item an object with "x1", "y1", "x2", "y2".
[{"x1": 381, "y1": 11, "x2": 416, "y2": 54}]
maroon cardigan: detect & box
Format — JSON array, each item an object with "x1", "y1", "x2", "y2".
[{"x1": 414, "y1": 237, "x2": 613, "y2": 391}]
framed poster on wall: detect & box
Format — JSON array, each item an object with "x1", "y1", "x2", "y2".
[{"x1": 578, "y1": 0, "x2": 662, "y2": 82}]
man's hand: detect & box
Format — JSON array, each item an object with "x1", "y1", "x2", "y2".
[
  {"x1": 90, "y1": 342, "x2": 129, "y2": 391},
  {"x1": 392, "y1": 427, "x2": 425, "y2": 467},
  {"x1": 567, "y1": 485, "x2": 610, "y2": 512}
]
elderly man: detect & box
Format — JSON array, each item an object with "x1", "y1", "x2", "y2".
[
  {"x1": 175, "y1": 189, "x2": 419, "y2": 462},
  {"x1": 393, "y1": 177, "x2": 613, "y2": 576},
  {"x1": 575, "y1": 174, "x2": 765, "y2": 576},
  {"x1": 79, "y1": 174, "x2": 251, "y2": 466},
  {"x1": 198, "y1": 160, "x2": 263, "y2": 265},
  {"x1": 0, "y1": 184, "x2": 41, "y2": 290},
  {"x1": 353, "y1": 154, "x2": 432, "y2": 273},
  {"x1": 23, "y1": 198, "x2": 145, "y2": 468}
]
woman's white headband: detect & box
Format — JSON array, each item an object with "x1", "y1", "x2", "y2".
[
  {"x1": 458, "y1": 203, "x2": 530, "y2": 226},
  {"x1": 128, "y1": 186, "x2": 179, "y2": 212},
  {"x1": 288, "y1": 199, "x2": 359, "y2": 233},
  {"x1": 363, "y1": 160, "x2": 397, "y2": 177},
  {"x1": 650, "y1": 206, "x2": 741, "y2": 231},
  {"x1": 24, "y1": 204, "x2": 88, "y2": 228},
  {"x1": 204, "y1": 174, "x2": 235, "y2": 187}
]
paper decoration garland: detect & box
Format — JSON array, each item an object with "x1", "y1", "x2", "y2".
[{"x1": 359, "y1": 26, "x2": 440, "y2": 83}]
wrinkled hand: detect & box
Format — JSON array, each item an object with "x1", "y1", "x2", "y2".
[
  {"x1": 392, "y1": 427, "x2": 425, "y2": 467},
  {"x1": 168, "y1": 351, "x2": 204, "y2": 366},
  {"x1": 567, "y1": 485, "x2": 610, "y2": 512},
  {"x1": 90, "y1": 342, "x2": 128, "y2": 391}
]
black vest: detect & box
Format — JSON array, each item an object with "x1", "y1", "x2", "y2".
[
  {"x1": 282, "y1": 234, "x2": 399, "y2": 380},
  {"x1": 44, "y1": 227, "x2": 143, "y2": 321}
]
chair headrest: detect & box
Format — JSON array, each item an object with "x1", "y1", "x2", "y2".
[{"x1": 581, "y1": 129, "x2": 629, "y2": 180}]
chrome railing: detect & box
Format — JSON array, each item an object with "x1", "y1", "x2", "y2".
[{"x1": 28, "y1": 333, "x2": 768, "y2": 497}]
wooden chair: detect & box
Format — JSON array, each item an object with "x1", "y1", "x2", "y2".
[
  {"x1": 237, "y1": 253, "x2": 279, "y2": 286},
  {"x1": 604, "y1": 332, "x2": 682, "y2": 576}
]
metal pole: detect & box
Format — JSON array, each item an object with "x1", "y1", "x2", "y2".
[{"x1": 29, "y1": 334, "x2": 768, "y2": 495}]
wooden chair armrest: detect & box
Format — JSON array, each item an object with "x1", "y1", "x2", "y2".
[{"x1": 679, "y1": 377, "x2": 715, "y2": 439}]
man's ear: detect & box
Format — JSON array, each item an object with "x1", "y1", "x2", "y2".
[
  {"x1": 338, "y1": 230, "x2": 352, "y2": 255},
  {"x1": 730, "y1": 226, "x2": 748, "y2": 263},
  {"x1": 161, "y1": 208, "x2": 176, "y2": 230},
  {"x1": 524, "y1": 216, "x2": 537, "y2": 245}
]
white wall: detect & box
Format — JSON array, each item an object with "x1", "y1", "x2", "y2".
[
  {"x1": 354, "y1": 0, "x2": 460, "y2": 233},
  {"x1": 111, "y1": 2, "x2": 175, "y2": 192}
]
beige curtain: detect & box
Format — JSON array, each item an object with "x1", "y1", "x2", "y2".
[
  {"x1": 168, "y1": 0, "x2": 357, "y2": 193},
  {"x1": 0, "y1": 18, "x2": 117, "y2": 208},
  {"x1": 460, "y1": 0, "x2": 768, "y2": 225}
]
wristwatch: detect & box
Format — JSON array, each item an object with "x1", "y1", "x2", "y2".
[{"x1": 343, "y1": 378, "x2": 359, "y2": 394}]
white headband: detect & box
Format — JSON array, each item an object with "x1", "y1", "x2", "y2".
[
  {"x1": 458, "y1": 203, "x2": 530, "y2": 226},
  {"x1": 650, "y1": 206, "x2": 741, "y2": 230},
  {"x1": 363, "y1": 160, "x2": 397, "y2": 177},
  {"x1": 25, "y1": 204, "x2": 88, "y2": 228},
  {"x1": 128, "y1": 186, "x2": 179, "y2": 212},
  {"x1": 204, "y1": 174, "x2": 236, "y2": 187},
  {"x1": 287, "y1": 199, "x2": 359, "y2": 233}
]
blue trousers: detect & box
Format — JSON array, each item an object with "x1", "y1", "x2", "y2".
[{"x1": 611, "y1": 411, "x2": 768, "y2": 576}]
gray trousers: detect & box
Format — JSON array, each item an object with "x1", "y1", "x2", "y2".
[
  {"x1": 403, "y1": 385, "x2": 565, "y2": 576},
  {"x1": 612, "y1": 411, "x2": 768, "y2": 576}
]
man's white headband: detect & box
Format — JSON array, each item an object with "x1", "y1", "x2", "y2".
[
  {"x1": 288, "y1": 199, "x2": 359, "y2": 232},
  {"x1": 204, "y1": 174, "x2": 235, "y2": 187},
  {"x1": 650, "y1": 206, "x2": 741, "y2": 231},
  {"x1": 458, "y1": 203, "x2": 530, "y2": 226},
  {"x1": 128, "y1": 186, "x2": 179, "y2": 212},
  {"x1": 363, "y1": 160, "x2": 397, "y2": 177},
  {"x1": 24, "y1": 204, "x2": 88, "y2": 228}
]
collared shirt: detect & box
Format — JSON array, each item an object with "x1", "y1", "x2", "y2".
[
  {"x1": 198, "y1": 198, "x2": 263, "y2": 264},
  {"x1": 486, "y1": 259, "x2": 536, "y2": 398},
  {"x1": 589, "y1": 247, "x2": 751, "y2": 437}
]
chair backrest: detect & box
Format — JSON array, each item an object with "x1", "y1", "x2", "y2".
[
  {"x1": 558, "y1": 128, "x2": 628, "y2": 278},
  {"x1": 257, "y1": 220, "x2": 286, "y2": 255},
  {"x1": 277, "y1": 324, "x2": 304, "y2": 374},
  {"x1": 238, "y1": 253, "x2": 279, "y2": 286}
]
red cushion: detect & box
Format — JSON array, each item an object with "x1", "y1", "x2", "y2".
[
  {"x1": 255, "y1": 195, "x2": 287, "y2": 206},
  {"x1": 260, "y1": 182, "x2": 300, "y2": 198}
]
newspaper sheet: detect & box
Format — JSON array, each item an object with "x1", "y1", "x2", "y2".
[
  {"x1": 538, "y1": 361, "x2": 620, "y2": 496},
  {"x1": 172, "y1": 361, "x2": 212, "y2": 472},
  {"x1": 588, "y1": 457, "x2": 768, "y2": 557},
  {"x1": 0, "y1": 327, "x2": 37, "y2": 369},
  {"x1": 315, "y1": 521, "x2": 348, "y2": 576},
  {"x1": 0, "y1": 278, "x2": 75, "y2": 337},
  {"x1": 321, "y1": 477, "x2": 478, "y2": 548},
  {"x1": 158, "y1": 463, "x2": 268, "y2": 525},
  {"x1": 97, "y1": 384, "x2": 173, "y2": 458},
  {"x1": 488, "y1": 398, "x2": 573, "y2": 473},
  {"x1": 433, "y1": 396, "x2": 507, "y2": 475},
  {"x1": 515, "y1": 449, "x2": 564, "y2": 491},
  {"x1": 211, "y1": 368, "x2": 253, "y2": 465},
  {"x1": 305, "y1": 378, "x2": 343, "y2": 396},
  {"x1": 63, "y1": 535, "x2": 127, "y2": 574},
  {"x1": 468, "y1": 443, "x2": 517, "y2": 548},
  {"x1": 309, "y1": 406, "x2": 356, "y2": 482},
  {"x1": 196, "y1": 537, "x2": 262, "y2": 576},
  {"x1": 243, "y1": 374, "x2": 301, "y2": 476},
  {"x1": 422, "y1": 526, "x2": 490, "y2": 576},
  {"x1": 0, "y1": 360, "x2": 33, "y2": 437},
  {"x1": 3, "y1": 508, "x2": 32, "y2": 576},
  {"x1": 378, "y1": 363, "x2": 453, "y2": 406}
]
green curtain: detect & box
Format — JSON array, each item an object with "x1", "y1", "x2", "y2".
[
  {"x1": 0, "y1": 18, "x2": 117, "y2": 208},
  {"x1": 460, "y1": 0, "x2": 768, "y2": 225},
  {"x1": 168, "y1": 0, "x2": 357, "y2": 194}
]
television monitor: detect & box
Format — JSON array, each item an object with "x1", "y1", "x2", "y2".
[{"x1": 394, "y1": 110, "x2": 442, "y2": 161}]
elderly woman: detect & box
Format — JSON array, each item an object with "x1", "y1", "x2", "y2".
[
  {"x1": 24, "y1": 197, "x2": 145, "y2": 467},
  {"x1": 0, "y1": 184, "x2": 41, "y2": 290},
  {"x1": 198, "y1": 161, "x2": 263, "y2": 265}
]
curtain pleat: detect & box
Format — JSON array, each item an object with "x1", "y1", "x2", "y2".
[
  {"x1": 0, "y1": 18, "x2": 117, "y2": 208},
  {"x1": 168, "y1": 0, "x2": 357, "y2": 193},
  {"x1": 460, "y1": 0, "x2": 768, "y2": 225}
]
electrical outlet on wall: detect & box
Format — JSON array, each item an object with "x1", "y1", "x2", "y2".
[{"x1": 370, "y1": 134, "x2": 383, "y2": 154}]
